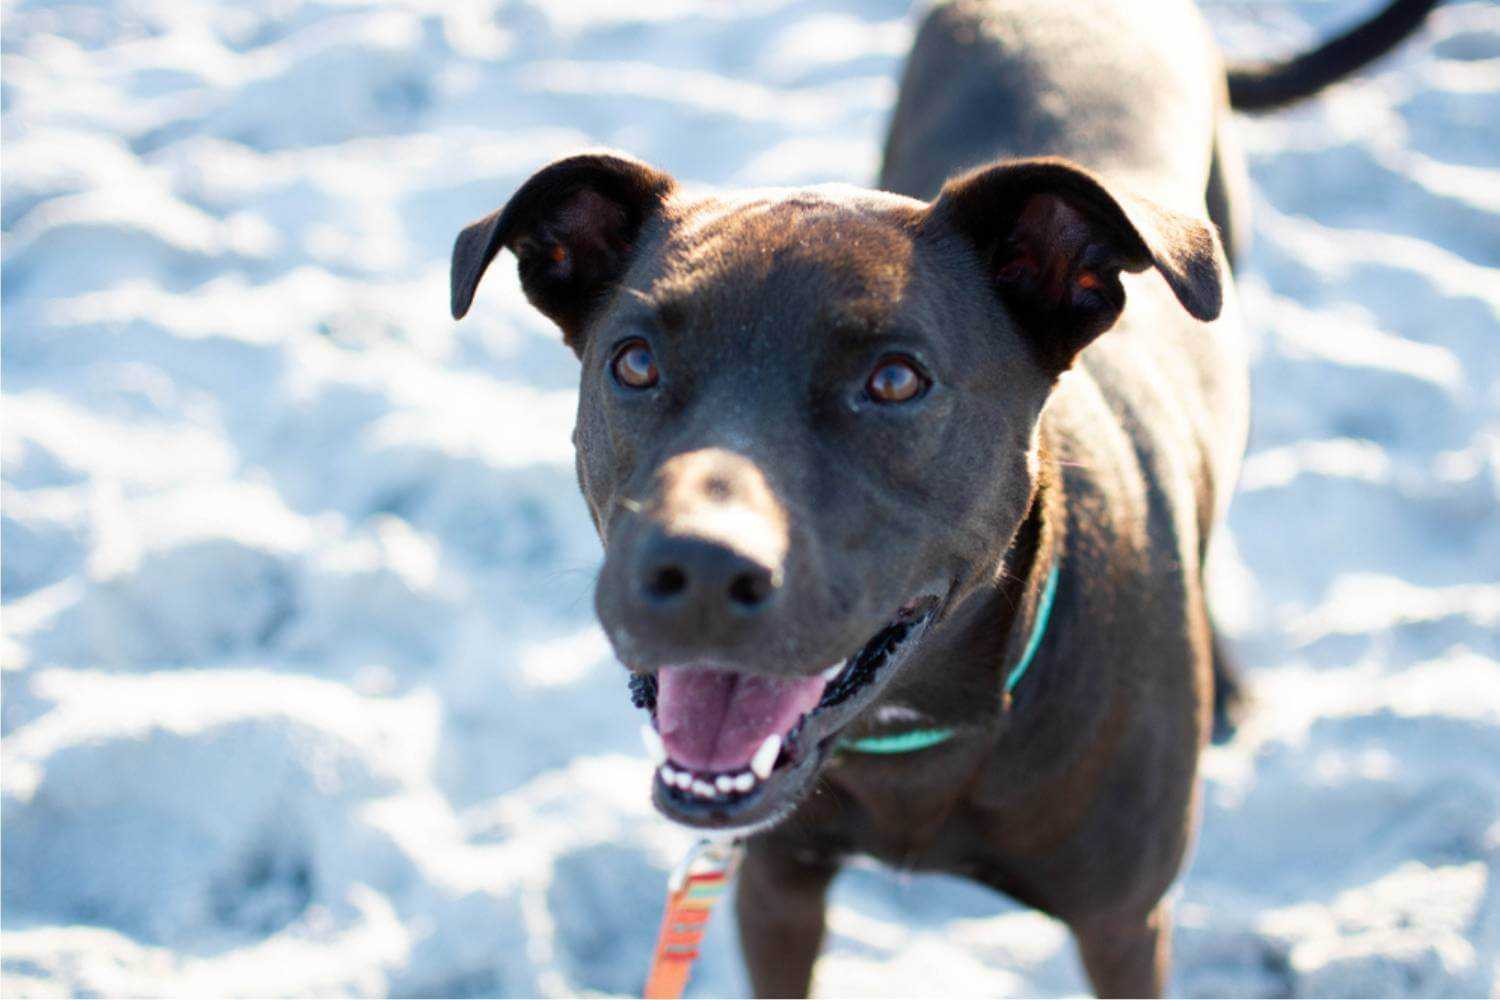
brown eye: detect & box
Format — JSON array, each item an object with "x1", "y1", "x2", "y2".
[
  {"x1": 866, "y1": 356, "x2": 927, "y2": 404},
  {"x1": 611, "y1": 339, "x2": 658, "y2": 389}
]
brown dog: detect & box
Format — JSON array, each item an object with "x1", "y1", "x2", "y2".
[{"x1": 450, "y1": 1, "x2": 1436, "y2": 994}]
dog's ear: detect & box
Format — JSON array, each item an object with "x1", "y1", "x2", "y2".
[
  {"x1": 927, "y1": 157, "x2": 1224, "y2": 372},
  {"x1": 450, "y1": 151, "x2": 676, "y2": 352}
]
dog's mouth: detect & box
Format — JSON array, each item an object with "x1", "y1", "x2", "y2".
[{"x1": 630, "y1": 594, "x2": 940, "y2": 830}]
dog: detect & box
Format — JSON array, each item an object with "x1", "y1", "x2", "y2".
[{"x1": 450, "y1": 1, "x2": 1436, "y2": 994}]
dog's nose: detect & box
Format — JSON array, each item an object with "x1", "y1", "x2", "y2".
[
  {"x1": 638, "y1": 533, "x2": 780, "y2": 616},
  {"x1": 600, "y1": 447, "x2": 793, "y2": 653}
]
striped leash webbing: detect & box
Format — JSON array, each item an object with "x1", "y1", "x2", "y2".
[{"x1": 644, "y1": 838, "x2": 744, "y2": 999}]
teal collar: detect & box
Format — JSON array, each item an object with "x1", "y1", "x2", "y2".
[{"x1": 839, "y1": 562, "x2": 1061, "y2": 755}]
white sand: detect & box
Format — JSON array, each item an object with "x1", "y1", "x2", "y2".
[{"x1": 3, "y1": 1, "x2": 1497, "y2": 995}]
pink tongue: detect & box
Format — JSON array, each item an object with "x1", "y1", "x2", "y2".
[{"x1": 656, "y1": 667, "x2": 827, "y2": 772}]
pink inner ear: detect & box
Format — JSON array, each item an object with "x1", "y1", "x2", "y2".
[
  {"x1": 548, "y1": 188, "x2": 630, "y2": 277},
  {"x1": 997, "y1": 194, "x2": 1095, "y2": 308}
]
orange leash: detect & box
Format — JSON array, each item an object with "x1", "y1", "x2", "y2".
[{"x1": 644, "y1": 838, "x2": 744, "y2": 999}]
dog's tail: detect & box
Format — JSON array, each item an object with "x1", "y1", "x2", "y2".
[{"x1": 1227, "y1": 0, "x2": 1440, "y2": 112}]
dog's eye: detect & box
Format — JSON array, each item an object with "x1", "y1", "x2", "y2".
[
  {"x1": 611, "y1": 339, "x2": 659, "y2": 390},
  {"x1": 866, "y1": 356, "x2": 928, "y2": 404}
]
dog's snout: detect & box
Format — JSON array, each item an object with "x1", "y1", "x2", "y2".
[
  {"x1": 637, "y1": 533, "x2": 780, "y2": 617},
  {"x1": 599, "y1": 447, "x2": 799, "y2": 659}
]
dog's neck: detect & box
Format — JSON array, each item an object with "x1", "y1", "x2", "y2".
[
  {"x1": 838, "y1": 430, "x2": 1066, "y2": 754},
  {"x1": 1000, "y1": 439, "x2": 1067, "y2": 709},
  {"x1": 809, "y1": 444, "x2": 1069, "y2": 854},
  {"x1": 966, "y1": 423, "x2": 1067, "y2": 701}
]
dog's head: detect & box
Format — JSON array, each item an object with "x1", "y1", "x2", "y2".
[{"x1": 452, "y1": 151, "x2": 1223, "y2": 831}]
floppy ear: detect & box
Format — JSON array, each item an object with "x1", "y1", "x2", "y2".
[
  {"x1": 927, "y1": 157, "x2": 1224, "y2": 372},
  {"x1": 449, "y1": 151, "x2": 676, "y2": 352}
]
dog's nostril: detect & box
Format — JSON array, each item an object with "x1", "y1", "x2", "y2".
[
  {"x1": 646, "y1": 565, "x2": 688, "y2": 601},
  {"x1": 728, "y1": 570, "x2": 771, "y2": 609}
]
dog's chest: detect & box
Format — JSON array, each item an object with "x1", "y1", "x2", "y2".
[{"x1": 802, "y1": 747, "x2": 1000, "y2": 870}]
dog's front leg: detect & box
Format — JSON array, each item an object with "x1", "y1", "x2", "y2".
[
  {"x1": 734, "y1": 841, "x2": 838, "y2": 998},
  {"x1": 1070, "y1": 901, "x2": 1173, "y2": 999}
]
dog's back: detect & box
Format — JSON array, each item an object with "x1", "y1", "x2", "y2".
[
  {"x1": 884, "y1": 0, "x2": 1251, "y2": 550},
  {"x1": 881, "y1": 0, "x2": 1225, "y2": 210}
]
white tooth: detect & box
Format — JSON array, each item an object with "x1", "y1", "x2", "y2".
[
  {"x1": 691, "y1": 779, "x2": 717, "y2": 798},
  {"x1": 660, "y1": 764, "x2": 677, "y2": 783},
  {"x1": 751, "y1": 734, "x2": 782, "y2": 780},
  {"x1": 640, "y1": 724, "x2": 666, "y2": 764},
  {"x1": 821, "y1": 661, "x2": 846, "y2": 681},
  {"x1": 673, "y1": 770, "x2": 692, "y2": 789},
  {"x1": 715, "y1": 775, "x2": 735, "y2": 793},
  {"x1": 733, "y1": 772, "x2": 755, "y2": 793}
]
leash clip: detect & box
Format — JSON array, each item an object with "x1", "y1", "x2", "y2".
[{"x1": 667, "y1": 836, "x2": 741, "y2": 893}]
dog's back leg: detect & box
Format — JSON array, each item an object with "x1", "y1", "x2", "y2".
[
  {"x1": 1210, "y1": 627, "x2": 1248, "y2": 744},
  {"x1": 1206, "y1": 108, "x2": 1252, "y2": 269}
]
